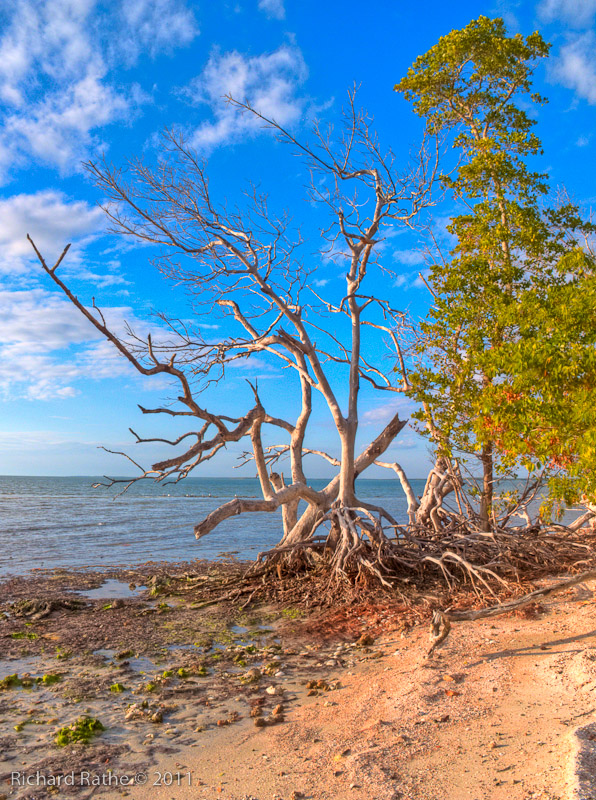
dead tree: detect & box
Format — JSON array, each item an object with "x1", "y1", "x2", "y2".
[
  {"x1": 33, "y1": 94, "x2": 589, "y2": 591},
  {"x1": 28, "y1": 93, "x2": 447, "y2": 585}
]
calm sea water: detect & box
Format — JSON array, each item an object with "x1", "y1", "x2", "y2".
[{"x1": 0, "y1": 475, "x2": 420, "y2": 576}]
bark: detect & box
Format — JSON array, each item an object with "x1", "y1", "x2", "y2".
[{"x1": 479, "y1": 442, "x2": 494, "y2": 531}]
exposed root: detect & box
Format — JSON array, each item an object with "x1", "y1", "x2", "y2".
[
  {"x1": 427, "y1": 568, "x2": 596, "y2": 656},
  {"x1": 253, "y1": 516, "x2": 596, "y2": 603}
]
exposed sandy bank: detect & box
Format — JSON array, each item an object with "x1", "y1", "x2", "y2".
[{"x1": 2, "y1": 567, "x2": 596, "y2": 800}]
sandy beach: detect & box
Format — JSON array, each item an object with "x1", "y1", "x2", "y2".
[{"x1": 1, "y1": 563, "x2": 596, "y2": 799}]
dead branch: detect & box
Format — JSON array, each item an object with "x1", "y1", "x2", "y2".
[{"x1": 427, "y1": 568, "x2": 596, "y2": 655}]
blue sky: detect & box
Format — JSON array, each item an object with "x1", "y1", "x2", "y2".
[{"x1": 0, "y1": 0, "x2": 595, "y2": 479}]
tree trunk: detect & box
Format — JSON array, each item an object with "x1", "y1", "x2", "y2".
[{"x1": 479, "y1": 442, "x2": 493, "y2": 530}]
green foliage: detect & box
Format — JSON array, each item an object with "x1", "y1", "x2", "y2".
[
  {"x1": 396, "y1": 15, "x2": 596, "y2": 508},
  {"x1": 109, "y1": 683, "x2": 127, "y2": 693},
  {"x1": 55, "y1": 716, "x2": 105, "y2": 747},
  {"x1": 480, "y1": 243, "x2": 596, "y2": 502}
]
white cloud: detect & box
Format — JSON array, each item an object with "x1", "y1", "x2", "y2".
[
  {"x1": 258, "y1": 0, "x2": 286, "y2": 20},
  {"x1": 393, "y1": 249, "x2": 426, "y2": 266},
  {"x1": 538, "y1": 0, "x2": 596, "y2": 27},
  {"x1": 75, "y1": 268, "x2": 130, "y2": 288},
  {"x1": 361, "y1": 398, "x2": 416, "y2": 427},
  {"x1": 3, "y1": 70, "x2": 132, "y2": 175},
  {"x1": 0, "y1": 288, "x2": 155, "y2": 400},
  {"x1": 0, "y1": 190, "x2": 104, "y2": 276},
  {"x1": 550, "y1": 32, "x2": 596, "y2": 104},
  {"x1": 183, "y1": 44, "x2": 308, "y2": 150},
  {"x1": 393, "y1": 274, "x2": 410, "y2": 288},
  {"x1": 0, "y1": 0, "x2": 198, "y2": 179},
  {"x1": 117, "y1": 0, "x2": 198, "y2": 62}
]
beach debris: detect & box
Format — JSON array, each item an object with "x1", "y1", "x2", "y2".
[
  {"x1": 148, "y1": 575, "x2": 170, "y2": 596},
  {"x1": 125, "y1": 703, "x2": 147, "y2": 721},
  {"x1": 13, "y1": 597, "x2": 86, "y2": 620}
]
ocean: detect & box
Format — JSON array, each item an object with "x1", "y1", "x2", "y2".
[{"x1": 0, "y1": 475, "x2": 421, "y2": 576}]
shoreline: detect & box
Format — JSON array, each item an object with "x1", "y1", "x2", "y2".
[{"x1": 2, "y1": 564, "x2": 596, "y2": 799}]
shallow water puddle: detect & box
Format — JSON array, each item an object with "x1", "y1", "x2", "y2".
[
  {"x1": 0, "y1": 655, "x2": 43, "y2": 679},
  {"x1": 94, "y1": 648, "x2": 157, "y2": 672},
  {"x1": 76, "y1": 579, "x2": 146, "y2": 599}
]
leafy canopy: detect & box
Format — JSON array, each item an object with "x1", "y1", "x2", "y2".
[{"x1": 396, "y1": 16, "x2": 596, "y2": 508}]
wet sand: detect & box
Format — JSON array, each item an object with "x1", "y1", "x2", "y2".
[{"x1": 2, "y1": 564, "x2": 596, "y2": 800}]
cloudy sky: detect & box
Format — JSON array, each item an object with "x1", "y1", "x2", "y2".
[{"x1": 1, "y1": 0, "x2": 594, "y2": 478}]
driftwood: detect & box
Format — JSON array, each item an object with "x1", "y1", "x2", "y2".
[
  {"x1": 427, "y1": 569, "x2": 596, "y2": 655},
  {"x1": 12, "y1": 598, "x2": 87, "y2": 621}
]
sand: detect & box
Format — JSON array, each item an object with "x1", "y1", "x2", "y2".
[{"x1": 2, "y1": 567, "x2": 596, "y2": 800}]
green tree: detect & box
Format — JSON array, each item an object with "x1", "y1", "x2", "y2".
[
  {"x1": 479, "y1": 216, "x2": 596, "y2": 511},
  {"x1": 394, "y1": 16, "x2": 560, "y2": 528}
]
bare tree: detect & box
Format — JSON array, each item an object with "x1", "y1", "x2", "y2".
[{"x1": 29, "y1": 94, "x2": 448, "y2": 585}]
